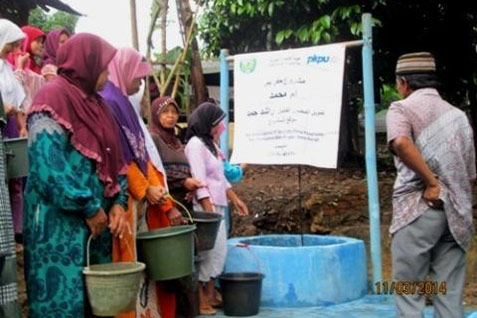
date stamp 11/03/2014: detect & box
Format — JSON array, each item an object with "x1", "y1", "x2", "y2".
[{"x1": 375, "y1": 281, "x2": 447, "y2": 295}]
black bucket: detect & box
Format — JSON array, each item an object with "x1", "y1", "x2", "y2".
[
  {"x1": 219, "y1": 272, "x2": 264, "y2": 317},
  {"x1": 192, "y1": 211, "x2": 223, "y2": 251}
]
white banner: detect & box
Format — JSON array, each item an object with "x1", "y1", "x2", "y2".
[{"x1": 230, "y1": 44, "x2": 346, "y2": 168}]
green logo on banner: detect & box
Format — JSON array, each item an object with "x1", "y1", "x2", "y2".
[{"x1": 239, "y1": 58, "x2": 257, "y2": 74}]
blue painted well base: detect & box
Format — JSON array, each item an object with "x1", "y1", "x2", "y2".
[
  {"x1": 200, "y1": 295, "x2": 477, "y2": 318},
  {"x1": 224, "y1": 235, "x2": 367, "y2": 307}
]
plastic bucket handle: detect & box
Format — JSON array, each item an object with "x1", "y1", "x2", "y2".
[
  {"x1": 230, "y1": 242, "x2": 263, "y2": 275},
  {"x1": 164, "y1": 193, "x2": 194, "y2": 224},
  {"x1": 86, "y1": 234, "x2": 134, "y2": 268}
]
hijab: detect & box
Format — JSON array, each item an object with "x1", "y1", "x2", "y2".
[
  {"x1": 186, "y1": 102, "x2": 225, "y2": 157},
  {"x1": 100, "y1": 48, "x2": 152, "y2": 174},
  {"x1": 43, "y1": 28, "x2": 70, "y2": 66},
  {"x1": 28, "y1": 33, "x2": 126, "y2": 197},
  {"x1": 7, "y1": 26, "x2": 45, "y2": 74},
  {"x1": 129, "y1": 83, "x2": 167, "y2": 179},
  {"x1": 108, "y1": 47, "x2": 151, "y2": 95},
  {"x1": 0, "y1": 19, "x2": 26, "y2": 109},
  {"x1": 151, "y1": 96, "x2": 182, "y2": 150}
]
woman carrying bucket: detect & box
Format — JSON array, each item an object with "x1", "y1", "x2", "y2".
[
  {"x1": 24, "y1": 33, "x2": 130, "y2": 318},
  {"x1": 100, "y1": 48, "x2": 182, "y2": 318},
  {"x1": 185, "y1": 102, "x2": 249, "y2": 315},
  {"x1": 150, "y1": 95, "x2": 205, "y2": 318}
]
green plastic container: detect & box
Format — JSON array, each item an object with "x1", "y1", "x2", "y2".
[
  {"x1": 4, "y1": 137, "x2": 28, "y2": 179},
  {"x1": 83, "y1": 236, "x2": 145, "y2": 317},
  {"x1": 83, "y1": 262, "x2": 145, "y2": 316},
  {"x1": 137, "y1": 225, "x2": 196, "y2": 281}
]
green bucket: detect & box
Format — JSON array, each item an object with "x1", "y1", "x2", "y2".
[
  {"x1": 83, "y1": 236, "x2": 145, "y2": 317},
  {"x1": 4, "y1": 137, "x2": 28, "y2": 179},
  {"x1": 137, "y1": 225, "x2": 196, "y2": 281}
]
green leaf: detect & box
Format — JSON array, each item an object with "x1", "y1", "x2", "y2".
[
  {"x1": 297, "y1": 26, "x2": 309, "y2": 42},
  {"x1": 350, "y1": 22, "x2": 359, "y2": 35},
  {"x1": 246, "y1": 3, "x2": 254, "y2": 15},
  {"x1": 321, "y1": 15, "x2": 331, "y2": 29},
  {"x1": 311, "y1": 30, "x2": 321, "y2": 44},
  {"x1": 322, "y1": 31, "x2": 331, "y2": 42},
  {"x1": 371, "y1": 17, "x2": 382, "y2": 27},
  {"x1": 268, "y1": 2, "x2": 275, "y2": 16},
  {"x1": 343, "y1": 7, "x2": 351, "y2": 19},
  {"x1": 276, "y1": 31, "x2": 285, "y2": 44}
]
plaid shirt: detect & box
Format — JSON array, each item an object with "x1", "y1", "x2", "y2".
[{"x1": 386, "y1": 88, "x2": 476, "y2": 249}]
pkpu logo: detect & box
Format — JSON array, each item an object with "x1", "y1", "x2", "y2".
[
  {"x1": 239, "y1": 58, "x2": 257, "y2": 74},
  {"x1": 307, "y1": 54, "x2": 330, "y2": 65}
]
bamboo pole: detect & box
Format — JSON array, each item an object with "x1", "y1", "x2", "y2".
[
  {"x1": 146, "y1": 1, "x2": 163, "y2": 92},
  {"x1": 164, "y1": 5, "x2": 200, "y2": 98},
  {"x1": 170, "y1": 8, "x2": 199, "y2": 98},
  {"x1": 177, "y1": 0, "x2": 208, "y2": 106},
  {"x1": 159, "y1": 0, "x2": 169, "y2": 85},
  {"x1": 129, "y1": 0, "x2": 139, "y2": 50}
]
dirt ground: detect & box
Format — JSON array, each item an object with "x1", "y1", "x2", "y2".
[
  {"x1": 229, "y1": 163, "x2": 477, "y2": 307},
  {"x1": 16, "y1": 161, "x2": 477, "y2": 316}
]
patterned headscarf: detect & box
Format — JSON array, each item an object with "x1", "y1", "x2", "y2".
[{"x1": 150, "y1": 96, "x2": 182, "y2": 150}]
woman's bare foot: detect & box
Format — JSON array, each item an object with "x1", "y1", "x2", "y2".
[
  {"x1": 200, "y1": 305, "x2": 217, "y2": 315},
  {"x1": 211, "y1": 290, "x2": 223, "y2": 308},
  {"x1": 199, "y1": 282, "x2": 217, "y2": 315}
]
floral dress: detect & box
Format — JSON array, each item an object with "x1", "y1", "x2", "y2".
[{"x1": 23, "y1": 113, "x2": 128, "y2": 318}]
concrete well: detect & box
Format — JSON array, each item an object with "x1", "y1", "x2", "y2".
[{"x1": 224, "y1": 234, "x2": 367, "y2": 307}]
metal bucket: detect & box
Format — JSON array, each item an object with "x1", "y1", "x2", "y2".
[
  {"x1": 192, "y1": 211, "x2": 223, "y2": 251},
  {"x1": 83, "y1": 236, "x2": 145, "y2": 317},
  {"x1": 136, "y1": 225, "x2": 196, "y2": 281}
]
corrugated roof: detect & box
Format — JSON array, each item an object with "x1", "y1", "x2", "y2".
[
  {"x1": 0, "y1": 0, "x2": 81, "y2": 16},
  {"x1": 35, "y1": 0, "x2": 81, "y2": 15}
]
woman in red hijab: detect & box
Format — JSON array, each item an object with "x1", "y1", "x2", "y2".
[
  {"x1": 7, "y1": 25, "x2": 45, "y2": 73},
  {"x1": 6, "y1": 26, "x2": 46, "y2": 130}
]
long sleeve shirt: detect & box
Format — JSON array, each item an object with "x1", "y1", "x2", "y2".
[{"x1": 185, "y1": 136, "x2": 231, "y2": 207}]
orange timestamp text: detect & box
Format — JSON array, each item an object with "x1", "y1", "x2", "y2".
[{"x1": 375, "y1": 281, "x2": 447, "y2": 295}]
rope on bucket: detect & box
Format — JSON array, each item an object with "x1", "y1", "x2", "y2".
[
  {"x1": 163, "y1": 193, "x2": 194, "y2": 224},
  {"x1": 232, "y1": 242, "x2": 263, "y2": 274}
]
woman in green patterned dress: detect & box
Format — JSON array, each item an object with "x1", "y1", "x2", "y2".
[{"x1": 24, "y1": 33, "x2": 130, "y2": 318}]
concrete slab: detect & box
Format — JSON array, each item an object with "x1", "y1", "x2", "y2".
[{"x1": 200, "y1": 295, "x2": 477, "y2": 318}]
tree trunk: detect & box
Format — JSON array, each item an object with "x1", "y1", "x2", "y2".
[
  {"x1": 177, "y1": 0, "x2": 208, "y2": 108},
  {"x1": 129, "y1": 0, "x2": 139, "y2": 50}
]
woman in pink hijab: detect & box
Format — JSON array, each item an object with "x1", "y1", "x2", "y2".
[{"x1": 100, "y1": 47, "x2": 182, "y2": 318}]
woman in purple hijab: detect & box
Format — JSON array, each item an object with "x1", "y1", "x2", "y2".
[
  {"x1": 100, "y1": 47, "x2": 182, "y2": 318},
  {"x1": 41, "y1": 28, "x2": 70, "y2": 81}
]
